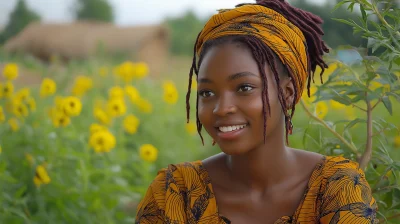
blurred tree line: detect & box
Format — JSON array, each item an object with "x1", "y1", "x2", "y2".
[
  {"x1": 0, "y1": 0, "x2": 114, "y2": 45},
  {"x1": 165, "y1": 0, "x2": 399, "y2": 56}
]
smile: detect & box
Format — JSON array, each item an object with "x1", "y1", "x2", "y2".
[{"x1": 218, "y1": 124, "x2": 247, "y2": 133}]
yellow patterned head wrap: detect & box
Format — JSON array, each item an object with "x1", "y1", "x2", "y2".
[{"x1": 196, "y1": 4, "x2": 309, "y2": 103}]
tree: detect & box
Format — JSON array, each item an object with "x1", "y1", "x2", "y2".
[
  {"x1": 0, "y1": 0, "x2": 41, "y2": 44},
  {"x1": 165, "y1": 11, "x2": 206, "y2": 56},
  {"x1": 73, "y1": 0, "x2": 114, "y2": 23}
]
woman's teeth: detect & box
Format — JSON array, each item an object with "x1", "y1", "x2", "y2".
[{"x1": 218, "y1": 124, "x2": 247, "y2": 133}]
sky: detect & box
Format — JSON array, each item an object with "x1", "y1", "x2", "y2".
[{"x1": 0, "y1": 0, "x2": 325, "y2": 27}]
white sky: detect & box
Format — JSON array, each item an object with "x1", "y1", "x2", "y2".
[{"x1": 0, "y1": 0, "x2": 325, "y2": 27}]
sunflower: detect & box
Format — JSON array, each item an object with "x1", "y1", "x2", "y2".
[
  {"x1": 40, "y1": 78, "x2": 57, "y2": 98},
  {"x1": 72, "y1": 76, "x2": 93, "y2": 96},
  {"x1": 107, "y1": 99, "x2": 126, "y2": 117},
  {"x1": 163, "y1": 81, "x2": 179, "y2": 105},
  {"x1": 139, "y1": 144, "x2": 158, "y2": 162},
  {"x1": 0, "y1": 106, "x2": 5, "y2": 123},
  {"x1": 134, "y1": 62, "x2": 149, "y2": 79},
  {"x1": 330, "y1": 100, "x2": 346, "y2": 110},
  {"x1": 2, "y1": 63, "x2": 19, "y2": 81},
  {"x1": 185, "y1": 121, "x2": 197, "y2": 135},
  {"x1": 33, "y1": 165, "x2": 51, "y2": 187},
  {"x1": 0, "y1": 81, "x2": 14, "y2": 98},
  {"x1": 125, "y1": 85, "x2": 141, "y2": 103},
  {"x1": 62, "y1": 96, "x2": 82, "y2": 117},
  {"x1": 8, "y1": 118, "x2": 19, "y2": 132},
  {"x1": 108, "y1": 86, "x2": 125, "y2": 99},
  {"x1": 90, "y1": 123, "x2": 107, "y2": 135},
  {"x1": 14, "y1": 88, "x2": 30, "y2": 102},
  {"x1": 123, "y1": 114, "x2": 140, "y2": 134},
  {"x1": 89, "y1": 130, "x2": 116, "y2": 153},
  {"x1": 135, "y1": 98, "x2": 152, "y2": 114},
  {"x1": 52, "y1": 112, "x2": 71, "y2": 128},
  {"x1": 315, "y1": 101, "x2": 328, "y2": 119},
  {"x1": 26, "y1": 96, "x2": 36, "y2": 112},
  {"x1": 12, "y1": 101, "x2": 29, "y2": 118},
  {"x1": 94, "y1": 108, "x2": 111, "y2": 125}
]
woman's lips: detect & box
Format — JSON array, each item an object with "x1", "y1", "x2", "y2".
[{"x1": 216, "y1": 126, "x2": 247, "y2": 140}]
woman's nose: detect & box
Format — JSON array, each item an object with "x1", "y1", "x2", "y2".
[{"x1": 213, "y1": 94, "x2": 237, "y2": 116}]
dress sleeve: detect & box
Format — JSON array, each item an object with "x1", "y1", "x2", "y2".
[
  {"x1": 135, "y1": 169, "x2": 167, "y2": 224},
  {"x1": 319, "y1": 162, "x2": 378, "y2": 224},
  {"x1": 135, "y1": 165, "x2": 188, "y2": 224}
]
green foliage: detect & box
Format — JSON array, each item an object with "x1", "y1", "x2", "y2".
[
  {"x1": 73, "y1": 0, "x2": 114, "y2": 23},
  {"x1": 165, "y1": 11, "x2": 206, "y2": 56},
  {"x1": 0, "y1": 0, "x2": 41, "y2": 44},
  {"x1": 301, "y1": 0, "x2": 400, "y2": 222},
  {"x1": 290, "y1": 0, "x2": 364, "y2": 48}
]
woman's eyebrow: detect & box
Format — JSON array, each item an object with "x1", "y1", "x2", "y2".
[
  {"x1": 198, "y1": 72, "x2": 258, "y2": 84},
  {"x1": 228, "y1": 72, "x2": 258, "y2": 81}
]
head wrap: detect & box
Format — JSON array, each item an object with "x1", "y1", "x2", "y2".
[{"x1": 196, "y1": 4, "x2": 308, "y2": 103}]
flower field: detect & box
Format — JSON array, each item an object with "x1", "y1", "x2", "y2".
[{"x1": 0, "y1": 52, "x2": 399, "y2": 223}]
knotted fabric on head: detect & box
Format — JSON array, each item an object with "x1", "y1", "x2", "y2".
[{"x1": 196, "y1": 4, "x2": 309, "y2": 103}]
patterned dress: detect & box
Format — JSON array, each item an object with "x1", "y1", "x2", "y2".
[{"x1": 135, "y1": 156, "x2": 378, "y2": 223}]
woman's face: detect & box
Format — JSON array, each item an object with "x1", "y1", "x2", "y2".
[{"x1": 197, "y1": 42, "x2": 292, "y2": 155}]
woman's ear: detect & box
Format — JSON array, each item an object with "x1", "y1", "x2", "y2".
[{"x1": 282, "y1": 76, "x2": 295, "y2": 109}]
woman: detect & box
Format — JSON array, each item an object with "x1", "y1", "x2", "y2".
[{"x1": 135, "y1": 0, "x2": 378, "y2": 223}]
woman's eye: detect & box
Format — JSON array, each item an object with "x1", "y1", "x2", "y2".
[
  {"x1": 199, "y1": 90, "x2": 215, "y2": 98},
  {"x1": 238, "y1": 85, "x2": 254, "y2": 92}
]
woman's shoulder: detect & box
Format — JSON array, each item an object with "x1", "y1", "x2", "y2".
[{"x1": 150, "y1": 160, "x2": 210, "y2": 190}]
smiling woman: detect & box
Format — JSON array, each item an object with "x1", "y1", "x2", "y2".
[{"x1": 135, "y1": 0, "x2": 378, "y2": 223}]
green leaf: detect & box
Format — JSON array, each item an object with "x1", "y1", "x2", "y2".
[
  {"x1": 394, "y1": 57, "x2": 400, "y2": 66},
  {"x1": 344, "y1": 118, "x2": 366, "y2": 133},
  {"x1": 360, "y1": 4, "x2": 367, "y2": 24},
  {"x1": 387, "y1": 92, "x2": 400, "y2": 102},
  {"x1": 332, "y1": 18, "x2": 355, "y2": 27},
  {"x1": 382, "y1": 96, "x2": 393, "y2": 115},
  {"x1": 332, "y1": 0, "x2": 349, "y2": 12},
  {"x1": 348, "y1": 2, "x2": 355, "y2": 12}
]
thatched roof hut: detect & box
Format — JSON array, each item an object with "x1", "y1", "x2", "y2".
[{"x1": 4, "y1": 22, "x2": 170, "y2": 75}]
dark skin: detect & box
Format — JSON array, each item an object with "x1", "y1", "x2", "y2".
[{"x1": 198, "y1": 42, "x2": 324, "y2": 224}]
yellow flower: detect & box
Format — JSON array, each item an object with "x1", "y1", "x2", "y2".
[
  {"x1": 2, "y1": 63, "x2": 19, "y2": 81},
  {"x1": 12, "y1": 101, "x2": 29, "y2": 118},
  {"x1": 94, "y1": 109, "x2": 111, "y2": 125},
  {"x1": 54, "y1": 96, "x2": 64, "y2": 110},
  {"x1": 52, "y1": 112, "x2": 71, "y2": 128},
  {"x1": 0, "y1": 81, "x2": 14, "y2": 98},
  {"x1": 330, "y1": 100, "x2": 345, "y2": 110},
  {"x1": 394, "y1": 135, "x2": 400, "y2": 148},
  {"x1": 8, "y1": 118, "x2": 19, "y2": 131},
  {"x1": 315, "y1": 101, "x2": 328, "y2": 119},
  {"x1": 123, "y1": 114, "x2": 140, "y2": 134},
  {"x1": 125, "y1": 85, "x2": 140, "y2": 103},
  {"x1": 139, "y1": 144, "x2": 158, "y2": 162},
  {"x1": 89, "y1": 130, "x2": 116, "y2": 153},
  {"x1": 109, "y1": 86, "x2": 125, "y2": 99},
  {"x1": 14, "y1": 88, "x2": 30, "y2": 102},
  {"x1": 72, "y1": 76, "x2": 93, "y2": 96},
  {"x1": 163, "y1": 81, "x2": 179, "y2": 105},
  {"x1": 25, "y1": 153, "x2": 34, "y2": 166},
  {"x1": 302, "y1": 86, "x2": 317, "y2": 105},
  {"x1": 345, "y1": 107, "x2": 356, "y2": 120},
  {"x1": 107, "y1": 99, "x2": 126, "y2": 117},
  {"x1": 135, "y1": 98, "x2": 152, "y2": 114},
  {"x1": 99, "y1": 66, "x2": 109, "y2": 77},
  {"x1": 0, "y1": 106, "x2": 5, "y2": 123},
  {"x1": 40, "y1": 78, "x2": 57, "y2": 98},
  {"x1": 336, "y1": 145, "x2": 341, "y2": 149},
  {"x1": 185, "y1": 121, "x2": 197, "y2": 135},
  {"x1": 114, "y1": 61, "x2": 135, "y2": 82},
  {"x1": 62, "y1": 96, "x2": 82, "y2": 117},
  {"x1": 34, "y1": 165, "x2": 51, "y2": 187},
  {"x1": 26, "y1": 97, "x2": 36, "y2": 112},
  {"x1": 90, "y1": 123, "x2": 107, "y2": 135},
  {"x1": 134, "y1": 62, "x2": 149, "y2": 79}
]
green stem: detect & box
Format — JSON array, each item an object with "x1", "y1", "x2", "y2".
[
  {"x1": 358, "y1": 93, "x2": 373, "y2": 170},
  {"x1": 300, "y1": 100, "x2": 360, "y2": 157}
]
